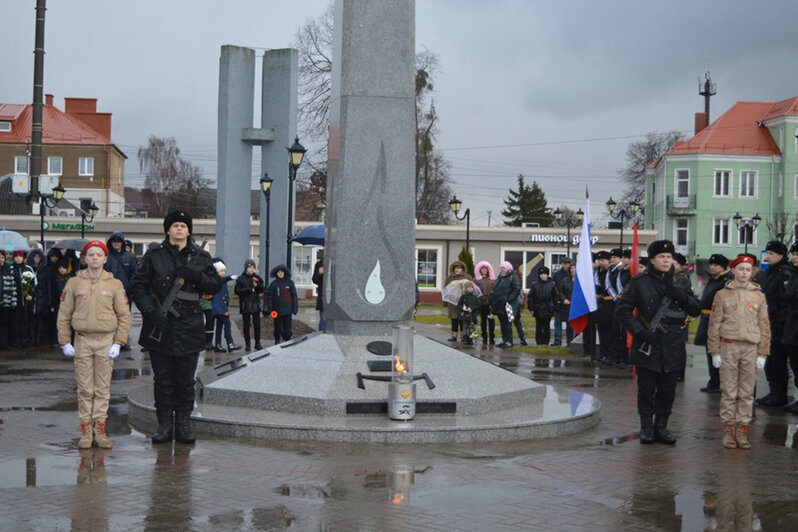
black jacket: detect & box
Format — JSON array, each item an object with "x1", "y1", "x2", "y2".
[
  {"x1": 616, "y1": 264, "x2": 701, "y2": 372},
  {"x1": 559, "y1": 276, "x2": 574, "y2": 321},
  {"x1": 761, "y1": 258, "x2": 794, "y2": 338},
  {"x1": 694, "y1": 269, "x2": 732, "y2": 346},
  {"x1": 129, "y1": 239, "x2": 221, "y2": 355},
  {"x1": 782, "y1": 273, "x2": 798, "y2": 346},
  {"x1": 312, "y1": 260, "x2": 324, "y2": 311},
  {"x1": 234, "y1": 271, "x2": 265, "y2": 314},
  {"x1": 266, "y1": 265, "x2": 298, "y2": 316},
  {"x1": 527, "y1": 278, "x2": 560, "y2": 317}
]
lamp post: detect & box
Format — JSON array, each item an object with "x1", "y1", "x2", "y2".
[
  {"x1": 448, "y1": 196, "x2": 470, "y2": 253},
  {"x1": 260, "y1": 172, "x2": 274, "y2": 274},
  {"x1": 79, "y1": 199, "x2": 98, "y2": 239},
  {"x1": 553, "y1": 207, "x2": 584, "y2": 257},
  {"x1": 732, "y1": 212, "x2": 762, "y2": 255},
  {"x1": 605, "y1": 197, "x2": 639, "y2": 249},
  {"x1": 285, "y1": 136, "x2": 306, "y2": 269},
  {"x1": 39, "y1": 182, "x2": 66, "y2": 245}
]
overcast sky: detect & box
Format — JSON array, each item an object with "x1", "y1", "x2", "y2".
[{"x1": 3, "y1": 0, "x2": 797, "y2": 226}]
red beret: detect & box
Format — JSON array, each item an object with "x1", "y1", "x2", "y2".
[
  {"x1": 730, "y1": 255, "x2": 754, "y2": 269},
  {"x1": 82, "y1": 240, "x2": 108, "y2": 256},
  {"x1": 12, "y1": 250, "x2": 26, "y2": 258}
]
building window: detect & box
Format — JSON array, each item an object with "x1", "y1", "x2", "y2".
[
  {"x1": 675, "y1": 169, "x2": 689, "y2": 198},
  {"x1": 675, "y1": 218, "x2": 688, "y2": 246},
  {"x1": 739, "y1": 171, "x2": 757, "y2": 198},
  {"x1": 47, "y1": 156, "x2": 62, "y2": 176},
  {"x1": 737, "y1": 223, "x2": 756, "y2": 247},
  {"x1": 416, "y1": 248, "x2": 439, "y2": 289},
  {"x1": 14, "y1": 155, "x2": 28, "y2": 174},
  {"x1": 78, "y1": 157, "x2": 94, "y2": 176},
  {"x1": 714, "y1": 170, "x2": 731, "y2": 197},
  {"x1": 713, "y1": 218, "x2": 730, "y2": 245},
  {"x1": 0, "y1": 121, "x2": 11, "y2": 132},
  {"x1": 503, "y1": 249, "x2": 547, "y2": 292}
]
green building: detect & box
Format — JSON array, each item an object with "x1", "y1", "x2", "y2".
[{"x1": 645, "y1": 96, "x2": 798, "y2": 277}]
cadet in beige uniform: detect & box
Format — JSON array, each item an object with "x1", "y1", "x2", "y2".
[
  {"x1": 707, "y1": 254, "x2": 770, "y2": 450},
  {"x1": 58, "y1": 240, "x2": 131, "y2": 449}
]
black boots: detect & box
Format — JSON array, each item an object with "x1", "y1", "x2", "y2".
[
  {"x1": 174, "y1": 411, "x2": 196, "y2": 444},
  {"x1": 151, "y1": 409, "x2": 174, "y2": 444},
  {"x1": 639, "y1": 415, "x2": 654, "y2": 444},
  {"x1": 654, "y1": 414, "x2": 677, "y2": 445}
]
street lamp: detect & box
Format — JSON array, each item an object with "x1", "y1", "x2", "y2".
[
  {"x1": 260, "y1": 172, "x2": 274, "y2": 274},
  {"x1": 285, "y1": 136, "x2": 306, "y2": 269},
  {"x1": 606, "y1": 197, "x2": 639, "y2": 249},
  {"x1": 732, "y1": 212, "x2": 762, "y2": 255},
  {"x1": 448, "y1": 196, "x2": 470, "y2": 253},
  {"x1": 78, "y1": 199, "x2": 99, "y2": 239},
  {"x1": 553, "y1": 207, "x2": 584, "y2": 257},
  {"x1": 38, "y1": 182, "x2": 66, "y2": 245}
]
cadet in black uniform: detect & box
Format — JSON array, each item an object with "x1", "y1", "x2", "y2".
[
  {"x1": 129, "y1": 211, "x2": 222, "y2": 444},
  {"x1": 694, "y1": 253, "x2": 731, "y2": 393},
  {"x1": 617, "y1": 240, "x2": 701, "y2": 445},
  {"x1": 594, "y1": 251, "x2": 614, "y2": 364}
]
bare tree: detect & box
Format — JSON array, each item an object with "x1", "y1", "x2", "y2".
[
  {"x1": 293, "y1": 3, "x2": 454, "y2": 224},
  {"x1": 765, "y1": 212, "x2": 797, "y2": 247},
  {"x1": 618, "y1": 130, "x2": 684, "y2": 225},
  {"x1": 137, "y1": 135, "x2": 211, "y2": 218}
]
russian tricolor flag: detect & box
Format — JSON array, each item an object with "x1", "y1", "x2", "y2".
[{"x1": 568, "y1": 192, "x2": 597, "y2": 335}]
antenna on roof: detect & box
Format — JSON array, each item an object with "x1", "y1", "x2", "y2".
[{"x1": 699, "y1": 71, "x2": 717, "y2": 123}]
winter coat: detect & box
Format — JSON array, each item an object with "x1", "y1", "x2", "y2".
[
  {"x1": 57, "y1": 269, "x2": 131, "y2": 346},
  {"x1": 707, "y1": 280, "x2": 770, "y2": 357},
  {"x1": 1, "y1": 262, "x2": 34, "y2": 309},
  {"x1": 528, "y1": 278, "x2": 560, "y2": 317},
  {"x1": 129, "y1": 239, "x2": 222, "y2": 355},
  {"x1": 694, "y1": 269, "x2": 732, "y2": 346},
  {"x1": 781, "y1": 273, "x2": 798, "y2": 346},
  {"x1": 105, "y1": 231, "x2": 138, "y2": 290},
  {"x1": 457, "y1": 292, "x2": 481, "y2": 324},
  {"x1": 25, "y1": 248, "x2": 46, "y2": 272},
  {"x1": 311, "y1": 260, "x2": 324, "y2": 311},
  {"x1": 266, "y1": 265, "x2": 298, "y2": 317},
  {"x1": 490, "y1": 270, "x2": 521, "y2": 316},
  {"x1": 234, "y1": 271, "x2": 264, "y2": 314},
  {"x1": 616, "y1": 264, "x2": 701, "y2": 373},
  {"x1": 474, "y1": 261, "x2": 496, "y2": 306},
  {"x1": 211, "y1": 275, "x2": 236, "y2": 316},
  {"x1": 761, "y1": 257, "x2": 794, "y2": 339},
  {"x1": 445, "y1": 261, "x2": 472, "y2": 319},
  {"x1": 558, "y1": 275, "x2": 575, "y2": 321}
]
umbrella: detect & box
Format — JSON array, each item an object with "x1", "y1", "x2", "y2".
[
  {"x1": 292, "y1": 224, "x2": 325, "y2": 246},
  {"x1": 441, "y1": 279, "x2": 482, "y2": 306},
  {"x1": 0, "y1": 229, "x2": 29, "y2": 252},
  {"x1": 52, "y1": 237, "x2": 90, "y2": 252}
]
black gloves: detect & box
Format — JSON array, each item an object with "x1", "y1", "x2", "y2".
[
  {"x1": 175, "y1": 266, "x2": 201, "y2": 284},
  {"x1": 638, "y1": 329, "x2": 657, "y2": 345},
  {"x1": 148, "y1": 311, "x2": 170, "y2": 330},
  {"x1": 664, "y1": 284, "x2": 689, "y2": 304}
]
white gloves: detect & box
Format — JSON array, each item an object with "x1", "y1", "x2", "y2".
[
  {"x1": 756, "y1": 356, "x2": 766, "y2": 370},
  {"x1": 108, "y1": 344, "x2": 121, "y2": 359},
  {"x1": 62, "y1": 343, "x2": 75, "y2": 357},
  {"x1": 712, "y1": 355, "x2": 722, "y2": 368}
]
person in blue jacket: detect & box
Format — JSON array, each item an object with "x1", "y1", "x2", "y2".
[
  {"x1": 265, "y1": 264, "x2": 298, "y2": 344},
  {"x1": 210, "y1": 258, "x2": 242, "y2": 353},
  {"x1": 105, "y1": 231, "x2": 138, "y2": 351}
]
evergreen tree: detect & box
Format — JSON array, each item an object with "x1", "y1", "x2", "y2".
[
  {"x1": 501, "y1": 174, "x2": 554, "y2": 227},
  {"x1": 458, "y1": 245, "x2": 475, "y2": 278}
]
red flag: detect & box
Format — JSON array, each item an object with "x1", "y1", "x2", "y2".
[{"x1": 627, "y1": 221, "x2": 639, "y2": 372}]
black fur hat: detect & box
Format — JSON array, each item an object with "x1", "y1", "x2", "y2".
[{"x1": 647, "y1": 240, "x2": 674, "y2": 258}]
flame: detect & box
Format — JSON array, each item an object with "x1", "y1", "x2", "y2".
[
  {"x1": 394, "y1": 355, "x2": 407, "y2": 374},
  {"x1": 392, "y1": 493, "x2": 405, "y2": 505}
]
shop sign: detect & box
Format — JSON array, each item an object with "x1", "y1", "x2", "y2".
[
  {"x1": 50, "y1": 222, "x2": 95, "y2": 232},
  {"x1": 529, "y1": 233, "x2": 598, "y2": 245}
]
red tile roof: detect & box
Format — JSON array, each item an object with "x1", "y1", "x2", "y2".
[
  {"x1": 760, "y1": 96, "x2": 798, "y2": 122},
  {"x1": 0, "y1": 102, "x2": 113, "y2": 145}
]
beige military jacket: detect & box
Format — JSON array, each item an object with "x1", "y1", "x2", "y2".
[
  {"x1": 707, "y1": 280, "x2": 770, "y2": 357},
  {"x1": 57, "y1": 269, "x2": 131, "y2": 346}
]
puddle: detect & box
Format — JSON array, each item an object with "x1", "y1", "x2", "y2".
[
  {"x1": 111, "y1": 368, "x2": 151, "y2": 382},
  {"x1": 0, "y1": 455, "x2": 87, "y2": 489},
  {"x1": 760, "y1": 423, "x2": 798, "y2": 448},
  {"x1": 599, "y1": 433, "x2": 638, "y2": 446},
  {"x1": 274, "y1": 482, "x2": 344, "y2": 500}
]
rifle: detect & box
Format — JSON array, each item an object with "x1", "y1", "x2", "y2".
[
  {"x1": 160, "y1": 239, "x2": 208, "y2": 319},
  {"x1": 638, "y1": 295, "x2": 672, "y2": 357}
]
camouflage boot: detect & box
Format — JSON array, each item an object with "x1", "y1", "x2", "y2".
[
  {"x1": 735, "y1": 423, "x2": 751, "y2": 450},
  {"x1": 93, "y1": 421, "x2": 113, "y2": 449},
  {"x1": 78, "y1": 421, "x2": 93, "y2": 449},
  {"x1": 722, "y1": 423, "x2": 737, "y2": 449}
]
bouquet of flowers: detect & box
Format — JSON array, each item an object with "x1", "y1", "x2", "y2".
[{"x1": 21, "y1": 270, "x2": 36, "y2": 310}]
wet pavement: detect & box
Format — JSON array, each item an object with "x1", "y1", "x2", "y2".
[{"x1": 2, "y1": 308, "x2": 798, "y2": 531}]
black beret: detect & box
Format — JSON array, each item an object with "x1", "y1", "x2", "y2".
[
  {"x1": 647, "y1": 239, "x2": 674, "y2": 258},
  {"x1": 622, "y1": 249, "x2": 631, "y2": 259},
  {"x1": 163, "y1": 210, "x2": 193, "y2": 234},
  {"x1": 538, "y1": 266, "x2": 550, "y2": 275},
  {"x1": 561, "y1": 256, "x2": 572, "y2": 263},
  {"x1": 610, "y1": 248, "x2": 623, "y2": 258},
  {"x1": 673, "y1": 253, "x2": 687, "y2": 266},
  {"x1": 596, "y1": 251, "x2": 611, "y2": 260},
  {"x1": 766, "y1": 240, "x2": 787, "y2": 256},
  {"x1": 708, "y1": 253, "x2": 729, "y2": 268}
]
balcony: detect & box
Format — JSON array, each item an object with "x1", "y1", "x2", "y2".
[{"x1": 666, "y1": 194, "x2": 696, "y2": 214}]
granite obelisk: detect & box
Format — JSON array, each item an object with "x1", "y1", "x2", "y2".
[{"x1": 325, "y1": 0, "x2": 417, "y2": 336}]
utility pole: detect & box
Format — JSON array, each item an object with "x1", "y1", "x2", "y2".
[
  {"x1": 699, "y1": 71, "x2": 717, "y2": 123},
  {"x1": 30, "y1": 0, "x2": 47, "y2": 206},
  {"x1": 487, "y1": 210, "x2": 492, "y2": 227}
]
